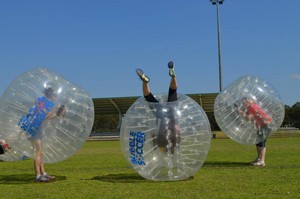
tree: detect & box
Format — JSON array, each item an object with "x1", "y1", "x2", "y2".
[
  {"x1": 282, "y1": 102, "x2": 300, "y2": 128},
  {"x1": 290, "y1": 102, "x2": 300, "y2": 128},
  {"x1": 282, "y1": 105, "x2": 292, "y2": 127}
]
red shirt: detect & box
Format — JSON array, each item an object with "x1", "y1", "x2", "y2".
[{"x1": 247, "y1": 103, "x2": 272, "y2": 128}]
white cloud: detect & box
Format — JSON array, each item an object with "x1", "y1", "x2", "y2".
[{"x1": 289, "y1": 74, "x2": 300, "y2": 80}]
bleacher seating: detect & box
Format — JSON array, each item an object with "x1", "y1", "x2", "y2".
[
  {"x1": 90, "y1": 93, "x2": 218, "y2": 139},
  {"x1": 93, "y1": 93, "x2": 218, "y2": 116}
]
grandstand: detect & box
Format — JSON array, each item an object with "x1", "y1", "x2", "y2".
[
  {"x1": 89, "y1": 93, "x2": 300, "y2": 140},
  {"x1": 90, "y1": 93, "x2": 218, "y2": 140}
]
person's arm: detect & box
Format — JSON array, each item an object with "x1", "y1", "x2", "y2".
[
  {"x1": 235, "y1": 105, "x2": 254, "y2": 121},
  {"x1": 46, "y1": 109, "x2": 57, "y2": 119},
  {"x1": 46, "y1": 104, "x2": 66, "y2": 119},
  {"x1": 56, "y1": 105, "x2": 66, "y2": 117},
  {"x1": 246, "y1": 113, "x2": 255, "y2": 121}
]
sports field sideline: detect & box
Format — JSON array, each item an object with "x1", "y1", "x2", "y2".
[{"x1": 0, "y1": 136, "x2": 299, "y2": 199}]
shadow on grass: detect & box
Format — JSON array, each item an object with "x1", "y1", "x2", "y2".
[
  {"x1": 0, "y1": 174, "x2": 67, "y2": 184},
  {"x1": 203, "y1": 161, "x2": 251, "y2": 168},
  {"x1": 204, "y1": 161, "x2": 300, "y2": 169},
  {"x1": 90, "y1": 173, "x2": 148, "y2": 183},
  {"x1": 90, "y1": 173, "x2": 195, "y2": 183}
]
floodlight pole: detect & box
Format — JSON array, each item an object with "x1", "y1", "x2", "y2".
[{"x1": 210, "y1": 0, "x2": 224, "y2": 92}]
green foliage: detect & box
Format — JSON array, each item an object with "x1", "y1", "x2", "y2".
[
  {"x1": 283, "y1": 102, "x2": 300, "y2": 128},
  {"x1": 1, "y1": 138, "x2": 299, "y2": 199}
]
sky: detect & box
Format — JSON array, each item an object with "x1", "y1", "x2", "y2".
[{"x1": 0, "y1": 0, "x2": 299, "y2": 106}]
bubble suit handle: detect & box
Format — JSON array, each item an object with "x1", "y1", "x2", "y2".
[
  {"x1": 0, "y1": 68, "x2": 94, "y2": 163},
  {"x1": 120, "y1": 93, "x2": 211, "y2": 181},
  {"x1": 214, "y1": 76, "x2": 285, "y2": 144}
]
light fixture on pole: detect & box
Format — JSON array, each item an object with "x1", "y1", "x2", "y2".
[{"x1": 209, "y1": 0, "x2": 224, "y2": 92}]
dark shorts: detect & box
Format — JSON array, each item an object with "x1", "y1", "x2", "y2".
[
  {"x1": 256, "y1": 139, "x2": 267, "y2": 147},
  {"x1": 144, "y1": 88, "x2": 178, "y2": 151},
  {"x1": 144, "y1": 87, "x2": 178, "y2": 103},
  {"x1": 256, "y1": 125, "x2": 270, "y2": 147}
]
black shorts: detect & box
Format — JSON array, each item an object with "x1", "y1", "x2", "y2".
[
  {"x1": 256, "y1": 139, "x2": 267, "y2": 147},
  {"x1": 144, "y1": 87, "x2": 177, "y2": 103}
]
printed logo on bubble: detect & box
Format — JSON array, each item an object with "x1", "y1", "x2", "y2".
[{"x1": 129, "y1": 131, "x2": 146, "y2": 165}]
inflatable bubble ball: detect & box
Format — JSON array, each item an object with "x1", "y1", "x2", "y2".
[
  {"x1": 120, "y1": 93, "x2": 212, "y2": 181},
  {"x1": 0, "y1": 136, "x2": 28, "y2": 161},
  {"x1": 0, "y1": 68, "x2": 94, "y2": 163},
  {"x1": 214, "y1": 76, "x2": 285, "y2": 145},
  {"x1": 0, "y1": 146, "x2": 28, "y2": 162}
]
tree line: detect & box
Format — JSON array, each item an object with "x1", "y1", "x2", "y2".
[{"x1": 282, "y1": 102, "x2": 300, "y2": 129}]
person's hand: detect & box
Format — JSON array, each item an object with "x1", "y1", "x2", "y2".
[
  {"x1": 233, "y1": 103, "x2": 238, "y2": 109},
  {"x1": 56, "y1": 105, "x2": 65, "y2": 117},
  {"x1": 233, "y1": 103, "x2": 240, "y2": 113}
]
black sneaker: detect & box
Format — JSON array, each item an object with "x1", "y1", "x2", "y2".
[
  {"x1": 168, "y1": 61, "x2": 175, "y2": 77},
  {"x1": 136, "y1": 68, "x2": 150, "y2": 83}
]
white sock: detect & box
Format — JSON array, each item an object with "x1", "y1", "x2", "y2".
[{"x1": 36, "y1": 175, "x2": 41, "y2": 179}]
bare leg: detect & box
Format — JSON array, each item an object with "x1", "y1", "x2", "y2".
[
  {"x1": 40, "y1": 161, "x2": 45, "y2": 174},
  {"x1": 136, "y1": 68, "x2": 152, "y2": 97},
  {"x1": 34, "y1": 155, "x2": 42, "y2": 176},
  {"x1": 253, "y1": 146, "x2": 266, "y2": 166},
  {"x1": 168, "y1": 61, "x2": 177, "y2": 90},
  {"x1": 142, "y1": 81, "x2": 151, "y2": 97},
  {"x1": 32, "y1": 140, "x2": 43, "y2": 176},
  {"x1": 256, "y1": 146, "x2": 260, "y2": 159},
  {"x1": 169, "y1": 76, "x2": 177, "y2": 90},
  {"x1": 167, "y1": 61, "x2": 178, "y2": 102},
  {"x1": 32, "y1": 140, "x2": 48, "y2": 179},
  {"x1": 259, "y1": 147, "x2": 266, "y2": 163}
]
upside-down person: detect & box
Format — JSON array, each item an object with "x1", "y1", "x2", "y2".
[{"x1": 136, "y1": 61, "x2": 181, "y2": 154}]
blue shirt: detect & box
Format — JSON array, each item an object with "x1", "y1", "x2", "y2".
[{"x1": 18, "y1": 96, "x2": 55, "y2": 137}]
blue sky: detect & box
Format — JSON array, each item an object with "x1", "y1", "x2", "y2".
[{"x1": 0, "y1": 0, "x2": 299, "y2": 106}]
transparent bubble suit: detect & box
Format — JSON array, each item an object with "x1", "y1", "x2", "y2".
[
  {"x1": 214, "y1": 76, "x2": 285, "y2": 144},
  {"x1": 120, "y1": 93, "x2": 211, "y2": 181},
  {"x1": 0, "y1": 68, "x2": 94, "y2": 163}
]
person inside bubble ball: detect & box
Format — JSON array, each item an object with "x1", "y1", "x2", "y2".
[
  {"x1": 136, "y1": 61, "x2": 181, "y2": 154},
  {"x1": 235, "y1": 97, "x2": 272, "y2": 167},
  {"x1": 18, "y1": 87, "x2": 66, "y2": 182},
  {"x1": 0, "y1": 140, "x2": 11, "y2": 155}
]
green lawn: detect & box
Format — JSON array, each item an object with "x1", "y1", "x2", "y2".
[{"x1": 0, "y1": 138, "x2": 299, "y2": 199}]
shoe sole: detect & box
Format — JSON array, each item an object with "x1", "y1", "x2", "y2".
[
  {"x1": 136, "y1": 69, "x2": 150, "y2": 82},
  {"x1": 253, "y1": 163, "x2": 266, "y2": 167},
  {"x1": 168, "y1": 61, "x2": 174, "y2": 69}
]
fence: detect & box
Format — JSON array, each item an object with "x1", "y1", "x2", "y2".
[{"x1": 88, "y1": 129, "x2": 300, "y2": 141}]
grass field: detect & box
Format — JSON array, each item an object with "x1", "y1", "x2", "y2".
[{"x1": 0, "y1": 137, "x2": 299, "y2": 199}]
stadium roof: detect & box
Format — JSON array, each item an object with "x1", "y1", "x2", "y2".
[{"x1": 93, "y1": 93, "x2": 218, "y2": 116}]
